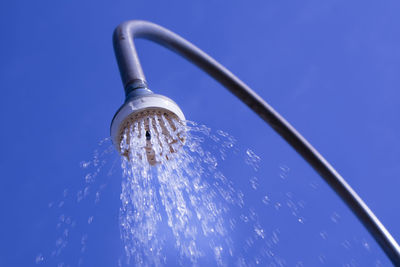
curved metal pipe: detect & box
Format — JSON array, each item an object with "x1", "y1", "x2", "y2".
[{"x1": 113, "y1": 20, "x2": 400, "y2": 265}]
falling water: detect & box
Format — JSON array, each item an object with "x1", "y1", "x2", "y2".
[
  {"x1": 36, "y1": 116, "x2": 387, "y2": 266},
  {"x1": 118, "y1": 115, "x2": 239, "y2": 266}
]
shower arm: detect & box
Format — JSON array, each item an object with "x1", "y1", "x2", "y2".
[{"x1": 113, "y1": 20, "x2": 400, "y2": 265}]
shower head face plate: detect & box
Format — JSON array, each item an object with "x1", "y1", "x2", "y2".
[{"x1": 111, "y1": 94, "x2": 186, "y2": 165}]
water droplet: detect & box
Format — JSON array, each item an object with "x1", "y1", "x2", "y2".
[
  {"x1": 330, "y1": 212, "x2": 340, "y2": 223},
  {"x1": 77, "y1": 190, "x2": 83, "y2": 202},
  {"x1": 342, "y1": 240, "x2": 351, "y2": 250},
  {"x1": 309, "y1": 181, "x2": 318, "y2": 190},
  {"x1": 85, "y1": 173, "x2": 93, "y2": 183},
  {"x1": 63, "y1": 189, "x2": 68, "y2": 198},
  {"x1": 271, "y1": 230, "x2": 280, "y2": 244},
  {"x1": 250, "y1": 176, "x2": 258, "y2": 190},
  {"x1": 318, "y1": 254, "x2": 326, "y2": 263},
  {"x1": 83, "y1": 186, "x2": 90, "y2": 197},
  {"x1": 58, "y1": 201, "x2": 64, "y2": 208},
  {"x1": 95, "y1": 191, "x2": 100, "y2": 204},
  {"x1": 254, "y1": 226, "x2": 265, "y2": 239},
  {"x1": 319, "y1": 231, "x2": 328, "y2": 240},
  {"x1": 240, "y1": 214, "x2": 249, "y2": 222},
  {"x1": 362, "y1": 239, "x2": 371, "y2": 251},
  {"x1": 278, "y1": 164, "x2": 290, "y2": 179},
  {"x1": 80, "y1": 161, "x2": 91, "y2": 169},
  {"x1": 297, "y1": 200, "x2": 306, "y2": 209},
  {"x1": 81, "y1": 234, "x2": 88, "y2": 245},
  {"x1": 217, "y1": 130, "x2": 229, "y2": 137},
  {"x1": 262, "y1": 195, "x2": 270, "y2": 205},
  {"x1": 35, "y1": 253, "x2": 44, "y2": 264},
  {"x1": 245, "y1": 149, "x2": 261, "y2": 171}
]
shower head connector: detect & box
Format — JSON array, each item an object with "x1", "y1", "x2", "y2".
[{"x1": 110, "y1": 89, "x2": 186, "y2": 165}]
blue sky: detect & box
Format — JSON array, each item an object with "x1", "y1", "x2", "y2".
[{"x1": 1, "y1": 1, "x2": 400, "y2": 266}]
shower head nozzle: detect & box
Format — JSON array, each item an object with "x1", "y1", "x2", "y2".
[{"x1": 110, "y1": 89, "x2": 186, "y2": 165}]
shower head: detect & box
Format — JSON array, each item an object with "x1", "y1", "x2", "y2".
[{"x1": 110, "y1": 88, "x2": 186, "y2": 165}]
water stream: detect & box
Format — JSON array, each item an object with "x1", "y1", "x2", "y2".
[{"x1": 118, "y1": 115, "x2": 248, "y2": 266}]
